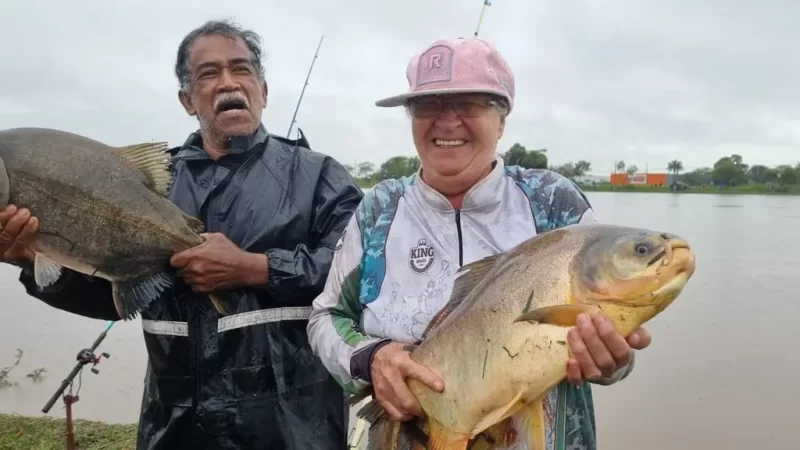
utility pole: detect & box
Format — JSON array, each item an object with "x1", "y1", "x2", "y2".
[
  {"x1": 287, "y1": 34, "x2": 325, "y2": 139},
  {"x1": 473, "y1": 0, "x2": 492, "y2": 37}
]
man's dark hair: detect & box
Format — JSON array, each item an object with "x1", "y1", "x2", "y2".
[{"x1": 174, "y1": 19, "x2": 266, "y2": 93}]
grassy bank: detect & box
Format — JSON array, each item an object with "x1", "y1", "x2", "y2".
[{"x1": 0, "y1": 414, "x2": 137, "y2": 450}]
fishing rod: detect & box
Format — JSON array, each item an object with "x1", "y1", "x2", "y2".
[
  {"x1": 42, "y1": 321, "x2": 115, "y2": 450},
  {"x1": 473, "y1": 0, "x2": 492, "y2": 37},
  {"x1": 287, "y1": 34, "x2": 325, "y2": 139}
]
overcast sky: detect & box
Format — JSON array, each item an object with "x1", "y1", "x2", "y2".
[{"x1": 1, "y1": 0, "x2": 797, "y2": 174}]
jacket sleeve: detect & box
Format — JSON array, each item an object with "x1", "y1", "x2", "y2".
[
  {"x1": 262, "y1": 156, "x2": 363, "y2": 302},
  {"x1": 306, "y1": 211, "x2": 388, "y2": 395},
  {"x1": 550, "y1": 176, "x2": 636, "y2": 386},
  {"x1": 15, "y1": 262, "x2": 120, "y2": 321}
]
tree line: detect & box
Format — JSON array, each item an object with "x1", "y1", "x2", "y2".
[
  {"x1": 345, "y1": 143, "x2": 593, "y2": 186},
  {"x1": 347, "y1": 143, "x2": 800, "y2": 190}
]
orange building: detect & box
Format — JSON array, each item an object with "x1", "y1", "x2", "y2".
[{"x1": 610, "y1": 172, "x2": 670, "y2": 186}]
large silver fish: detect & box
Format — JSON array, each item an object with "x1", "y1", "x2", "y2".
[
  {"x1": 353, "y1": 223, "x2": 696, "y2": 450},
  {"x1": 0, "y1": 127, "x2": 229, "y2": 319}
]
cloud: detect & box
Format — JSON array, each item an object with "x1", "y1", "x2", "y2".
[{"x1": 1, "y1": 0, "x2": 797, "y2": 174}]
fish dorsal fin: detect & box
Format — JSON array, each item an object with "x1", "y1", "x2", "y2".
[
  {"x1": 420, "y1": 252, "x2": 504, "y2": 340},
  {"x1": 116, "y1": 142, "x2": 172, "y2": 196}
]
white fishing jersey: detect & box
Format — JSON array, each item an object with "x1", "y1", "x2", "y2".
[{"x1": 308, "y1": 156, "x2": 632, "y2": 450}]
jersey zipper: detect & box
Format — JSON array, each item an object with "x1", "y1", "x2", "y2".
[{"x1": 454, "y1": 209, "x2": 464, "y2": 266}]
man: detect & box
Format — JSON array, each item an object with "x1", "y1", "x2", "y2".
[{"x1": 0, "y1": 19, "x2": 362, "y2": 449}]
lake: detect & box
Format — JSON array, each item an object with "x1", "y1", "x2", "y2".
[{"x1": 1, "y1": 191, "x2": 797, "y2": 449}]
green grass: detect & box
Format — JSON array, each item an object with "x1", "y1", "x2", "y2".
[{"x1": 0, "y1": 414, "x2": 137, "y2": 450}]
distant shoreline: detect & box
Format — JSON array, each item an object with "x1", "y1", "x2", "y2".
[
  {"x1": 356, "y1": 180, "x2": 800, "y2": 196},
  {"x1": 579, "y1": 184, "x2": 800, "y2": 195}
]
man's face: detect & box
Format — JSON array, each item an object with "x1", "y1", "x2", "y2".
[{"x1": 178, "y1": 34, "x2": 267, "y2": 144}]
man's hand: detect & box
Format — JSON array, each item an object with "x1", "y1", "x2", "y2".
[
  {"x1": 370, "y1": 342, "x2": 444, "y2": 421},
  {"x1": 169, "y1": 232, "x2": 268, "y2": 293},
  {"x1": 566, "y1": 313, "x2": 652, "y2": 385},
  {"x1": 0, "y1": 205, "x2": 39, "y2": 264}
]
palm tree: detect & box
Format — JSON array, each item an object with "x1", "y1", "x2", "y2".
[{"x1": 667, "y1": 160, "x2": 683, "y2": 179}]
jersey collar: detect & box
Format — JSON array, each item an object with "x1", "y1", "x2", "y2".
[{"x1": 414, "y1": 155, "x2": 506, "y2": 212}]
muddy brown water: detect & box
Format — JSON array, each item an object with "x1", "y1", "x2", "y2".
[{"x1": 1, "y1": 191, "x2": 797, "y2": 449}]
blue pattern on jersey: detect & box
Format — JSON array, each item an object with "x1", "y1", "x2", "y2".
[
  {"x1": 504, "y1": 165, "x2": 593, "y2": 232},
  {"x1": 355, "y1": 175, "x2": 414, "y2": 304}
]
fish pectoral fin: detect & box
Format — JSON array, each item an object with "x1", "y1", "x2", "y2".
[
  {"x1": 33, "y1": 253, "x2": 64, "y2": 288},
  {"x1": 111, "y1": 271, "x2": 173, "y2": 320},
  {"x1": 518, "y1": 398, "x2": 547, "y2": 450},
  {"x1": 513, "y1": 304, "x2": 602, "y2": 327},
  {"x1": 428, "y1": 419, "x2": 470, "y2": 450},
  {"x1": 470, "y1": 391, "x2": 526, "y2": 438},
  {"x1": 115, "y1": 142, "x2": 172, "y2": 196}
]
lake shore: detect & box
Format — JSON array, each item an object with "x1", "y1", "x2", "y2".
[
  {"x1": 356, "y1": 179, "x2": 800, "y2": 195},
  {"x1": 0, "y1": 414, "x2": 137, "y2": 450}
]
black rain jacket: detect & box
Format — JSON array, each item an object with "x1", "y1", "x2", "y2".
[{"x1": 18, "y1": 124, "x2": 364, "y2": 449}]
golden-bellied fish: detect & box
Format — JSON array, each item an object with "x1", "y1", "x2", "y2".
[
  {"x1": 0, "y1": 127, "x2": 232, "y2": 319},
  {"x1": 352, "y1": 223, "x2": 696, "y2": 450}
]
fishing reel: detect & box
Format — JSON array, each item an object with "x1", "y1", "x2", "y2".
[{"x1": 76, "y1": 348, "x2": 110, "y2": 375}]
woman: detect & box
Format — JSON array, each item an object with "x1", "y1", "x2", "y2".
[{"x1": 307, "y1": 38, "x2": 651, "y2": 450}]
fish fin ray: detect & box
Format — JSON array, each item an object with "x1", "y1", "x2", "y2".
[
  {"x1": 183, "y1": 213, "x2": 205, "y2": 234},
  {"x1": 421, "y1": 252, "x2": 504, "y2": 339},
  {"x1": 428, "y1": 419, "x2": 469, "y2": 450},
  {"x1": 112, "y1": 271, "x2": 172, "y2": 320},
  {"x1": 356, "y1": 397, "x2": 387, "y2": 424},
  {"x1": 348, "y1": 387, "x2": 375, "y2": 407},
  {"x1": 116, "y1": 142, "x2": 172, "y2": 196},
  {"x1": 518, "y1": 398, "x2": 547, "y2": 450},
  {"x1": 33, "y1": 253, "x2": 63, "y2": 288},
  {"x1": 208, "y1": 292, "x2": 232, "y2": 316},
  {"x1": 514, "y1": 304, "x2": 601, "y2": 327},
  {"x1": 470, "y1": 391, "x2": 526, "y2": 438}
]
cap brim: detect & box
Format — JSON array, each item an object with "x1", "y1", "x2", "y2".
[{"x1": 375, "y1": 87, "x2": 510, "y2": 108}]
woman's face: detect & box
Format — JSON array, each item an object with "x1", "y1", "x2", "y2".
[{"x1": 409, "y1": 93, "x2": 506, "y2": 196}]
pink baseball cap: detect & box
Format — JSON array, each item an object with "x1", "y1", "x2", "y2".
[{"x1": 375, "y1": 38, "x2": 515, "y2": 112}]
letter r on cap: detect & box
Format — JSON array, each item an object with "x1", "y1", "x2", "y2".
[{"x1": 429, "y1": 54, "x2": 441, "y2": 69}]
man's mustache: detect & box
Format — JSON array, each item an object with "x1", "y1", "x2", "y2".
[{"x1": 214, "y1": 92, "x2": 250, "y2": 113}]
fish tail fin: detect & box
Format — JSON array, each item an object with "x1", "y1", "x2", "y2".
[
  {"x1": 112, "y1": 271, "x2": 173, "y2": 320},
  {"x1": 519, "y1": 398, "x2": 548, "y2": 450},
  {"x1": 427, "y1": 419, "x2": 469, "y2": 450},
  {"x1": 208, "y1": 292, "x2": 234, "y2": 316}
]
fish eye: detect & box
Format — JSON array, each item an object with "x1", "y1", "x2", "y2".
[{"x1": 635, "y1": 243, "x2": 651, "y2": 255}]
